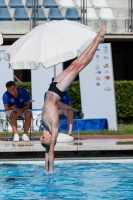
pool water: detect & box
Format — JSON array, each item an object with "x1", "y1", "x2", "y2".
[{"x1": 0, "y1": 162, "x2": 133, "y2": 200}]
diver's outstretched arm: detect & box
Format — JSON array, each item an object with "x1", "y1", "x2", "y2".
[
  {"x1": 45, "y1": 152, "x2": 49, "y2": 172},
  {"x1": 48, "y1": 126, "x2": 58, "y2": 173}
]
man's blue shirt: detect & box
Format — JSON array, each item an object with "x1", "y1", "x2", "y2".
[
  {"x1": 3, "y1": 87, "x2": 30, "y2": 108},
  {"x1": 44, "y1": 91, "x2": 72, "y2": 105},
  {"x1": 60, "y1": 91, "x2": 71, "y2": 105}
]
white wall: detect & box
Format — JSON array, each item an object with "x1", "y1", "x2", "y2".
[
  {"x1": 0, "y1": 46, "x2": 13, "y2": 131},
  {"x1": 0, "y1": 46, "x2": 13, "y2": 109},
  {"x1": 31, "y1": 63, "x2": 63, "y2": 109}
]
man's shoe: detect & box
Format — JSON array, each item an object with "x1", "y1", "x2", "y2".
[
  {"x1": 13, "y1": 133, "x2": 19, "y2": 142},
  {"x1": 75, "y1": 110, "x2": 84, "y2": 119},
  {"x1": 22, "y1": 134, "x2": 30, "y2": 142}
]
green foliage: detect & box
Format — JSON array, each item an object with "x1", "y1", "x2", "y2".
[
  {"x1": 67, "y1": 80, "x2": 81, "y2": 109},
  {"x1": 115, "y1": 81, "x2": 133, "y2": 123},
  {"x1": 15, "y1": 82, "x2": 31, "y2": 99},
  {"x1": 17, "y1": 81, "x2": 133, "y2": 123}
]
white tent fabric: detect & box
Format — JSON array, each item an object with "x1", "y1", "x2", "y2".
[
  {"x1": 4, "y1": 20, "x2": 97, "y2": 69},
  {"x1": 0, "y1": 34, "x2": 3, "y2": 45}
]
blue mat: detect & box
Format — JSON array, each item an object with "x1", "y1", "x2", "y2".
[{"x1": 59, "y1": 118, "x2": 107, "y2": 132}]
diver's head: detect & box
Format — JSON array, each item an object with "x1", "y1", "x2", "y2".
[{"x1": 42, "y1": 130, "x2": 51, "y2": 145}]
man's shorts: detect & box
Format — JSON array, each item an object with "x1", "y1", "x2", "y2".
[
  {"x1": 6, "y1": 109, "x2": 31, "y2": 118},
  {"x1": 58, "y1": 109, "x2": 67, "y2": 117}
]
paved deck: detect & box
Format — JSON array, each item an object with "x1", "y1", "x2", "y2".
[{"x1": 0, "y1": 135, "x2": 133, "y2": 152}]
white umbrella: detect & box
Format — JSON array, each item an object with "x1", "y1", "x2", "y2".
[
  {"x1": 4, "y1": 20, "x2": 97, "y2": 69},
  {"x1": 0, "y1": 34, "x2": 3, "y2": 45}
]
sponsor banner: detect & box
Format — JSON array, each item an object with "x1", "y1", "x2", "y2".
[{"x1": 79, "y1": 43, "x2": 117, "y2": 130}]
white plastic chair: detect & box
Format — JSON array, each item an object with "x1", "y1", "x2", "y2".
[
  {"x1": 92, "y1": 0, "x2": 109, "y2": 8},
  {"x1": 99, "y1": 8, "x2": 115, "y2": 20},
  {"x1": 87, "y1": 8, "x2": 99, "y2": 20},
  {"x1": 99, "y1": 8, "x2": 115, "y2": 32},
  {"x1": 86, "y1": 8, "x2": 99, "y2": 31},
  {"x1": 59, "y1": 0, "x2": 75, "y2": 8},
  {"x1": 76, "y1": 0, "x2": 92, "y2": 8}
]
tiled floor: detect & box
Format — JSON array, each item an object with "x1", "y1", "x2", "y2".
[
  {"x1": 0, "y1": 158, "x2": 133, "y2": 165},
  {"x1": 0, "y1": 135, "x2": 133, "y2": 152}
]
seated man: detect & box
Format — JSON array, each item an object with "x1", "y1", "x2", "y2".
[
  {"x1": 57, "y1": 91, "x2": 81, "y2": 136},
  {"x1": 2, "y1": 81, "x2": 32, "y2": 142}
]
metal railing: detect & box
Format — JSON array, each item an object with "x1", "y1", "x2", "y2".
[
  {"x1": 126, "y1": 0, "x2": 133, "y2": 32},
  {"x1": 30, "y1": 0, "x2": 39, "y2": 30}
]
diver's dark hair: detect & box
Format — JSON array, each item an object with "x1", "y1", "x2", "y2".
[{"x1": 41, "y1": 143, "x2": 50, "y2": 153}]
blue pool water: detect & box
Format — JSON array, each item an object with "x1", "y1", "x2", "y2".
[{"x1": 0, "y1": 162, "x2": 133, "y2": 200}]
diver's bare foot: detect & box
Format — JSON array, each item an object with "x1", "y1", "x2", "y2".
[{"x1": 98, "y1": 26, "x2": 106, "y2": 42}]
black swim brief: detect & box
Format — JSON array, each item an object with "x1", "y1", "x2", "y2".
[{"x1": 48, "y1": 82, "x2": 65, "y2": 98}]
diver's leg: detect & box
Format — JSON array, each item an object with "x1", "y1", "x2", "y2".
[{"x1": 55, "y1": 26, "x2": 106, "y2": 91}]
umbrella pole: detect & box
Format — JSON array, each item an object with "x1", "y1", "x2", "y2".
[{"x1": 54, "y1": 65, "x2": 56, "y2": 78}]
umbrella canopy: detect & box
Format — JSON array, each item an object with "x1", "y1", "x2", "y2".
[
  {"x1": 0, "y1": 34, "x2": 3, "y2": 45},
  {"x1": 4, "y1": 20, "x2": 97, "y2": 69}
]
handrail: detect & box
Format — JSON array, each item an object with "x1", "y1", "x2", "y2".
[{"x1": 0, "y1": 109, "x2": 42, "y2": 112}]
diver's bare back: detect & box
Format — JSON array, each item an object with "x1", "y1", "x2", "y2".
[{"x1": 42, "y1": 91, "x2": 60, "y2": 133}]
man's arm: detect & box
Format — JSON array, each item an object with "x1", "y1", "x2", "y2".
[
  {"x1": 3, "y1": 92, "x2": 18, "y2": 111},
  {"x1": 4, "y1": 102, "x2": 30, "y2": 117},
  {"x1": 17, "y1": 102, "x2": 30, "y2": 116},
  {"x1": 68, "y1": 102, "x2": 72, "y2": 106},
  {"x1": 57, "y1": 101, "x2": 77, "y2": 112},
  {"x1": 4, "y1": 105, "x2": 18, "y2": 111},
  {"x1": 21, "y1": 102, "x2": 30, "y2": 112}
]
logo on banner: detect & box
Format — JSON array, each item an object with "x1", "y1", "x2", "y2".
[
  {"x1": 104, "y1": 56, "x2": 109, "y2": 59},
  {"x1": 0, "y1": 50, "x2": 5, "y2": 53},
  {"x1": 104, "y1": 63, "x2": 109, "y2": 68},
  {"x1": 95, "y1": 71, "x2": 101, "y2": 74},
  {"x1": 10, "y1": 98, "x2": 15, "y2": 103},
  {"x1": 104, "y1": 86, "x2": 111, "y2": 91},
  {"x1": 96, "y1": 76, "x2": 101, "y2": 80},
  {"x1": 104, "y1": 76, "x2": 110, "y2": 80},
  {"x1": 95, "y1": 64, "x2": 100, "y2": 70},
  {"x1": 96, "y1": 55, "x2": 100, "y2": 60},
  {"x1": 103, "y1": 45, "x2": 108, "y2": 52},
  {"x1": 96, "y1": 82, "x2": 100, "y2": 86},
  {"x1": 96, "y1": 47, "x2": 100, "y2": 51},
  {"x1": 105, "y1": 70, "x2": 109, "y2": 74}
]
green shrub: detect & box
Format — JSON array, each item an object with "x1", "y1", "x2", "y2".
[
  {"x1": 67, "y1": 80, "x2": 81, "y2": 109},
  {"x1": 115, "y1": 81, "x2": 133, "y2": 123},
  {"x1": 17, "y1": 81, "x2": 133, "y2": 123},
  {"x1": 16, "y1": 82, "x2": 31, "y2": 99}
]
